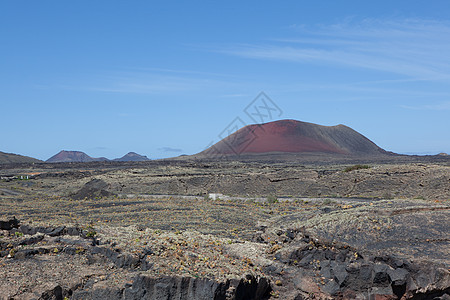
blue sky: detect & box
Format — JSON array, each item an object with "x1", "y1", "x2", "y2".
[{"x1": 1, "y1": 1, "x2": 449, "y2": 160}]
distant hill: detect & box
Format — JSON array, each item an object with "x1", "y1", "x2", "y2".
[
  {"x1": 199, "y1": 119, "x2": 390, "y2": 157},
  {"x1": 113, "y1": 152, "x2": 150, "y2": 162},
  {"x1": 46, "y1": 150, "x2": 150, "y2": 163},
  {"x1": 46, "y1": 150, "x2": 106, "y2": 163},
  {"x1": 0, "y1": 151, "x2": 42, "y2": 164}
]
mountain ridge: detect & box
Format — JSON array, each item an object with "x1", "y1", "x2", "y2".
[
  {"x1": 0, "y1": 151, "x2": 43, "y2": 164},
  {"x1": 46, "y1": 150, "x2": 150, "y2": 163},
  {"x1": 113, "y1": 152, "x2": 150, "y2": 162}
]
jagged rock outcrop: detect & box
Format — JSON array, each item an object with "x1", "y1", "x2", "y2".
[
  {"x1": 242, "y1": 226, "x2": 450, "y2": 299},
  {"x1": 0, "y1": 218, "x2": 271, "y2": 300},
  {"x1": 70, "y1": 275, "x2": 271, "y2": 300},
  {"x1": 1, "y1": 217, "x2": 448, "y2": 300}
]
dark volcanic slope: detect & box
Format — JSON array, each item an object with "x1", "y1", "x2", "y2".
[
  {"x1": 113, "y1": 152, "x2": 150, "y2": 162},
  {"x1": 46, "y1": 150, "x2": 99, "y2": 163},
  {"x1": 201, "y1": 119, "x2": 389, "y2": 156},
  {"x1": 0, "y1": 151, "x2": 42, "y2": 164}
]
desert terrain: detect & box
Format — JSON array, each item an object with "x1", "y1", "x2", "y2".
[
  {"x1": 0, "y1": 155, "x2": 449, "y2": 299},
  {"x1": 3, "y1": 0, "x2": 450, "y2": 298}
]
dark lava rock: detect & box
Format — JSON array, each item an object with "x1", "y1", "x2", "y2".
[
  {"x1": 19, "y1": 234, "x2": 44, "y2": 245},
  {"x1": 18, "y1": 224, "x2": 80, "y2": 237},
  {"x1": 14, "y1": 249, "x2": 40, "y2": 259},
  {"x1": 87, "y1": 246, "x2": 151, "y2": 271},
  {"x1": 71, "y1": 274, "x2": 270, "y2": 300},
  {"x1": 435, "y1": 294, "x2": 450, "y2": 300},
  {"x1": 267, "y1": 234, "x2": 450, "y2": 299},
  {"x1": 123, "y1": 275, "x2": 228, "y2": 300},
  {"x1": 14, "y1": 248, "x2": 49, "y2": 259},
  {"x1": 47, "y1": 226, "x2": 66, "y2": 237},
  {"x1": 40, "y1": 284, "x2": 70, "y2": 300},
  {"x1": 0, "y1": 216, "x2": 19, "y2": 230},
  {"x1": 233, "y1": 275, "x2": 272, "y2": 300},
  {"x1": 72, "y1": 179, "x2": 114, "y2": 200}
]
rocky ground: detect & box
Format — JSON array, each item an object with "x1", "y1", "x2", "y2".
[{"x1": 0, "y1": 158, "x2": 449, "y2": 299}]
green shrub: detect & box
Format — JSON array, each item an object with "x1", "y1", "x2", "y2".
[
  {"x1": 344, "y1": 164, "x2": 371, "y2": 172},
  {"x1": 383, "y1": 192, "x2": 394, "y2": 200},
  {"x1": 85, "y1": 226, "x2": 96, "y2": 238},
  {"x1": 267, "y1": 195, "x2": 278, "y2": 204},
  {"x1": 322, "y1": 198, "x2": 336, "y2": 205}
]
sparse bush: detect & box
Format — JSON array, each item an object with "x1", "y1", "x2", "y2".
[
  {"x1": 84, "y1": 225, "x2": 96, "y2": 238},
  {"x1": 75, "y1": 246, "x2": 85, "y2": 254},
  {"x1": 322, "y1": 198, "x2": 335, "y2": 205},
  {"x1": 344, "y1": 164, "x2": 371, "y2": 172},
  {"x1": 267, "y1": 195, "x2": 278, "y2": 204},
  {"x1": 382, "y1": 192, "x2": 394, "y2": 200},
  {"x1": 8, "y1": 248, "x2": 17, "y2": 258}
]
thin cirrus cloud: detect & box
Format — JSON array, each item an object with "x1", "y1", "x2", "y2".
[
  {"x1": 218, "y1": 18, "x2": 450, "y2": 81},
  {"x1": 40, "y1": 68, "x2": 241, "y2": 95},
  {"x1": 400, "y1": 101, "x2": 450, "y2": 111},
  {"x1": 88, "y1": 75, "x2": 228, "y2": 94},
  {"x1": 83, "y1": 67, "x2": 246, "y2": 95},
  {"x1": 158, "y1": 147, "x2": 183, "y2": 152}
]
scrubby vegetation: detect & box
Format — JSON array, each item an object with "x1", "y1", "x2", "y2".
[
  {"x1": 267, "y1": 195, "x2": 278, "y2": 204},
  {"x1": 343, "y1": 164, "x2": 371, "y2": 172}
]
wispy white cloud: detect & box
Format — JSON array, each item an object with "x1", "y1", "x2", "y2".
[
  {"x1": 124, "y1": 67, "x2": 236, "y2": 78},
  {"x1": 38, "y1": 74, "x2": 242, "y2": 96},
  {"x1": 400, "y1": 101, "x2": 450, "y2": 111},
  {"x1": 117, "y1": 113, "x2": 133, "y2": 117},
  {"x1": 88, "y1": 74, "x2": 226, "y2": 94},
  {"x1": 219, "y1": 19, "x2": 450, "y2": 81},
  {"x1": 272, "y1": 81, "x2": 450, "y2": 98},
  {"x1": 219, "y1": 93, "x2": 249, "y2": 98},
  {"x1": 35, "y1": 68, "x2": 244, "y2": 95},
  {"x1": 158, "y1": 147, "x2": 183, "y2": 152}
]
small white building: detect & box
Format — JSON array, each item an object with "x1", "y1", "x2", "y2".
[{"x1": 209, "y1": 193, "x2": 224, "y2": 200}]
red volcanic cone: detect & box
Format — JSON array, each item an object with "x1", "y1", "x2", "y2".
[{"x1": 201, "y1": 119, "x2": 387, "y2": 156}]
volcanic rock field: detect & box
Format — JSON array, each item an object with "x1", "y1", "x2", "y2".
[{"x1": 0, "y1": 155, "x2": 449, "y2": 299}]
